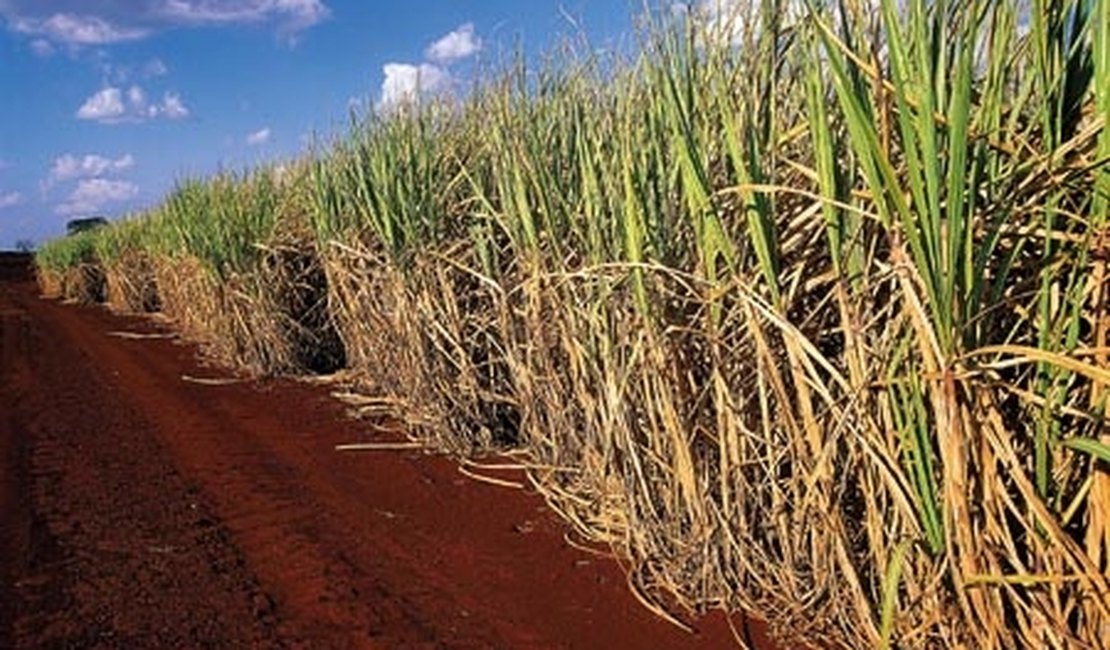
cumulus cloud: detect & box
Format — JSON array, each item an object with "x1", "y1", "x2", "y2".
[
  {"x1": 127, "y1": 84, "x2": 146, "y2": 107},
  {"x1": 376, "y1": 23, "x2": 484, "y2": 114},
  {"x1": 684, "y1": 0, "x2": 808, "y2": 45},
  {"x1": 159, "y1": 92, "x2": 189, "y2": 118},
  {"x1": 55, "y1": 178, "x2": 138, "y2": 216},
  {"x1": 76, "y1": 87, "x2": 126, "y2": 121},
  {"x1": 697, "y1": 0, "x2": 754, "y2": 44},
  {"x1": 666, "y1": 1, "x2": 761, "y2": 45},
  {"x1": 75, "y1": 85, "x2": 189, "y2": 123},
  {"x1": 48, "y1": 153, "x2": 135, "y2": 185},
  {"x1": 0, "y1": 191, "x2": 23, "y2": 209},
  {"x1": 1, "y1": 1, "x2": 330, "y2": 47},
  {"x1": 377, "y1": 63, "x2": 451, "y2": 113},
  {"x1": 425, "y1": 23, "x2": 481, "y2": 64},
  {"x1": 246, "y1": 127, "x2": 271, "y2": 146}
]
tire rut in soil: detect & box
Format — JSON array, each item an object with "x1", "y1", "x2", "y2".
[{"x1": 2, "y1": 281, "x2": 283, "y2": 649}]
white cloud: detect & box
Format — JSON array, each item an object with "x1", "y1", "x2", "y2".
[
  {"x1": 2, "y1": 1, "x2": 330, "y2": 47},
  {"x1": 159, "y1": 92, "x2": 189, "y2": 119},
  {"x1": 29, "y1": 38, "x2": 54, "y2": 56},
  {"x1": 687, "y1": 0, "x2": 807, "y2": 45},
  {"x1": 97, "y1": 58, "x2": 170, "y2": 85},
  {"x1": 377, "y1": 63, "x2": 451, "y2": 114},
  {"x1": 0, "y1": 191, "x2": 23, "y2": 209},
  {"x1": 375, "y1": 22, "x2": 484, "y2": 114},
  {"x1": 159, "y1": 0, "x2": 330, "y2": 32},
  {"x1": 246, "y1": 127, "x2": 271, "y2": 146},
  {"x1": 699, "y1": 0, "x2": 753, "y2": 45},
  {"x1": 13, "y1": 13, "x2": 149, "y2": 45},
  {"x1": 48, "y1": 153, "x2": 135, "y2": 185},
  {"x1": 55, "y1": 178, "x2": 138, "y2": 216},
  {"x1": 144, "y1": 58, "x2": 168, "y2": 78},
  {"x1": 156, "y1": 0, "x2": 330, "y2": 43},
  {"x1": 127, "y1": 84, "x2": 146, "y2": 107},
  {"x1": 75, "y1": 85, "x2": 189, "y2": 123},
  {"x1": 425, "y1": 23, "x2": 481, "y2": 64},
  {"x1": 76, "y1": 87, "x2": 126, "y2": 121}
]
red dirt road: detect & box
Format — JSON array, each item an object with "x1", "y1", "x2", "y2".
[{"x1": 0, "y1": 253, "x2": 779, "y2": 649}]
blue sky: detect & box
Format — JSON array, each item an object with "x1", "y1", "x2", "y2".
[{"x1": 0, "y1": 0, "x2": 649, "y2": 248}]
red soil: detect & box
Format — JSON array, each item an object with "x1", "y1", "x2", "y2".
[{"x1": 0, "y1": 252, "x2": 788, "y2": 649}]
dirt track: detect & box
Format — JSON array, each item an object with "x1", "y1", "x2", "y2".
[{"x1": 0, "y1": 253, "x2": 780, "y2": 649}]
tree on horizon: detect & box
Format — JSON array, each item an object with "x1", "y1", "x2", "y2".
[{"x1": 65, "y1": 217, "x2": 109, "y2": 236}]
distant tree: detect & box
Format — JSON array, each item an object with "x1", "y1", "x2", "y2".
[
  {"x1": 66, "y1": 217, "x2": 109, "y2": 236},
  {"x1": 14, "y1": 238, "x2": 34, "y2": 252}
]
